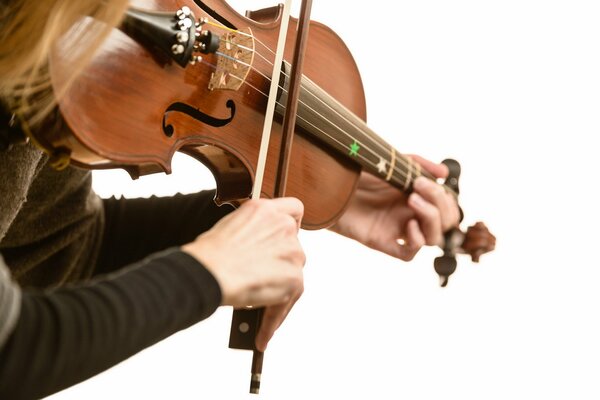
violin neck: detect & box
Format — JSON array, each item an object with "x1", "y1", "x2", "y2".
[{"x1": 277, "y1": 71, "x2": 434, "y2": 192}]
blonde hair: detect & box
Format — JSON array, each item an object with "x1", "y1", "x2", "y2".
[{"x1": 0, "y1": 0, "x2": 129, "y2": 119}]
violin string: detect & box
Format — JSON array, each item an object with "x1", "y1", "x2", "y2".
[
  {"x1": 221, "y1": 37, "x2": 274, "y2": 66},
  {"x1": 218, "y1": 37, "x2": 432, "y2": 186},
  {"x1": 196, "y1": 57, "x2": 408, "y2": 189},
  {"x1": 205, "y1": 19, "x2": 247, "y2": 35},
  {"x1": 205, "y1": 19, "x2": 277, "y2": 60},
  {"x1": 199, "y1": 19, "x2": 439, "y2": 187},
  {"x1": 211, "y1": 25, "x2": 458, "y2": 197},
  {"x1": 213, "y1": 22, "x2": 401, "y2": 162},
  {"x1": 220, "y1": 29, "x2": 400, "y2": 164},
  {"x1": 213, "y1": 51, "x2": 252, "y2": 67},
  {"x1": 205, "y1": 20, "x2": 402, "y2": 162},
  {"x1": 242, "y1": 57, "x2": 407, "y2": 170},
  {"x1": 212, "y1": 48, "x2": 422, "y2": 187},
  {"x1": 283, "y1": 67, "x2": 426, "y2": 179},
  {"x1": 204, "y1": 22, "x2": 433, "y2": 187}
]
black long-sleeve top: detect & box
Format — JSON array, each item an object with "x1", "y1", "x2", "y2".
[{"x1": 0, "y1": 141, "x2": 235, "y2": 399}]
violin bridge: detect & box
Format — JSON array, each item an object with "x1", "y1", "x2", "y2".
[{"x1": 208, "y1": 28, "x2": 255, "y2": 91}]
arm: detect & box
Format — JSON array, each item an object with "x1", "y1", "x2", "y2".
[
  {"x1": 0, "y1": 197, "x2": 306, "y2": 399},
  {"x1": 97, "y1": 192, "x2": 306, "y2": 352},
  {"x1": 96, "y1": 189, "x2": 234, "y2": 276},
  {"x1": 0, "y1": 249, "x2": 221, "y2": 400}
]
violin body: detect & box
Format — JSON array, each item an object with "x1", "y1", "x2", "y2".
[
  {"x1": 47, "y1": 0, "x2": 495, "y2": 278},
  {"x1": 50, "y1": 0, "x2": 368, "y2": 229}
]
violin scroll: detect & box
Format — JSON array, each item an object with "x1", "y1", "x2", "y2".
[
  {"x1": 434, "y1": 158, "x2": 496, "y2": 286},
  {"x1": 462, "y1": 221, "x2": 496, "y2": 263},
  {"x1": 434, "y1": 222, "x2": 495, "y2": 287}
]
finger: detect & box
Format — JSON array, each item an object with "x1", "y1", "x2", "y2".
[
  {"x1": 279, "y1": 237, "x2": 307, "y2": 267},
  {"x1": 408, "y1": 192, "x2": 443, "y2": 246},
  {"x1": 413, "y1": 177, "x2": 459, "y2": 231},
  {"x1": 406, "y1": 154, "x2": 449, "y2": 179},
  {"x1": 255, "y1": 305, "x2": 284, "y2": 352},
  {"x1": 396, "y1": 219, "x2": 425, "y2": 261},
  {"x1": 413, "y1": 177, "x2": 457, "y2": 230},
  {"x1": 255, "y1": 299, "x2": 296, "y2": 352},
  {"x1": 375, "y1": 219, "x2": 423, "y2": 261},
  {"x1": 267, "y1": 197, "x2": 305, "y2": 229}
]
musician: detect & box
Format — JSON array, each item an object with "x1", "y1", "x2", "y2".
[{"x1": 0, "y1": 0, "x2": 459, "y2": 398}]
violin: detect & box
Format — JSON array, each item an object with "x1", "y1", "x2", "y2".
[{"x1": 39, "y1": 0, "x2": 495, "y2": 393}]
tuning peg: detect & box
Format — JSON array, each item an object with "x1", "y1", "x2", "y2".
[
  {"x1": 462, "y1": 222, "x2": 496, "y2": 262},
  {"x1": 434, "y1": 254, "x2": 457, "y2": 287}
]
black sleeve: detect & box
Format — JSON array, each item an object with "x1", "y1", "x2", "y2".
[
  {"x1": 96, "y1": 190, "x2": 234, "y2": 276},
  {"x1": 0, "y1": 248, "x2": 221, "y2": 400}
]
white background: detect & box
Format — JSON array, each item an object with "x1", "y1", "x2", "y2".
[{"x1": 49, "y1": 0, "x2": 600, "y2": 399}]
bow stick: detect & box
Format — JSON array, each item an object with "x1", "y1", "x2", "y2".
[{"x1": 228, "y1": 0, "x2": 314, "y2": 394}]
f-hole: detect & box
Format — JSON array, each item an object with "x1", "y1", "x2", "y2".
[{"x1": 162, "y1": 100, "x2": 236, "y2": 137}]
